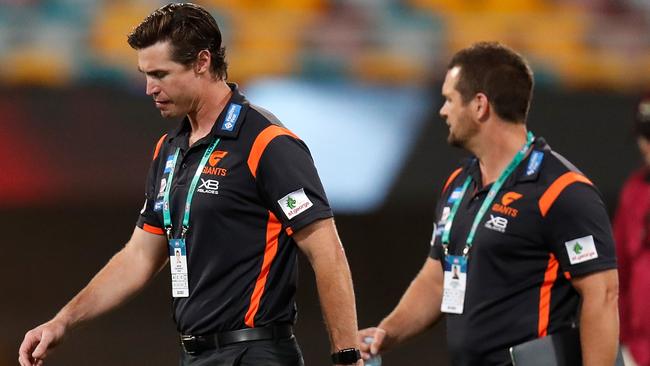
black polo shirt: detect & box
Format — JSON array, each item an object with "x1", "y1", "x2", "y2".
[
  {"x1": 429, "y1": 138, "x2": 617, "y2": 366},
  {"x1": 137, "y1": 83, "x2": 333, "y2": 335}
]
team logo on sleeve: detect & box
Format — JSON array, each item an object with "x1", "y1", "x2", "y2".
[
  {"x1": 565, "y1": 235, "x2": 598, "y2": 264},
  {"x1": 278, "y1": 188, "x2": 313, "y2": 220}
]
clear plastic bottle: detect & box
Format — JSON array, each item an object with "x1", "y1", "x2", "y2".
[{"x1": 363, "y1": 336, "x2": 382, "y2": 366}]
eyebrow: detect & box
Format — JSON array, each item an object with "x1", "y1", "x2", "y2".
[{"x1": 137, "y1": 67, "x2": 167, "y2": 76}]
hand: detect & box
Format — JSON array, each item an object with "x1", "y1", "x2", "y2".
[
  {"x1": 358, "y1": 327, "x2": 387, "y2": 360},
  {"x1": 19, "y1": 320, "x2": 67, "y2": 366}
]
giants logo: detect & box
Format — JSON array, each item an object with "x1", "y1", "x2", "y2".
[
  {"x1": 203, "y1": 150, "x2": 228, "y2": 176},
  {"x1": 491, "y1": 192, "x2": 522, "y2": 217}
]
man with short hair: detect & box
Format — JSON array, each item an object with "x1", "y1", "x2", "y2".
[
  {"x1": 360, "y1": 42, "x2": 619, "y2": 366},
  {"x1": 613, "y1": 95, "x2": 650, "y2": 366},
  {"x1": 19, "y1": 3, "x2": 362, "y2": 366}
]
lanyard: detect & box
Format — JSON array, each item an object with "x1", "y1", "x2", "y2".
[
  {"x1": 162, "y1": 138, "x2": 221, "y2": 239},
  {"x1": 441, "y1": 132, "x2": 534, "y2": 257}
]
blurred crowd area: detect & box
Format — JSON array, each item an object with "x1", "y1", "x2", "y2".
[{"x1": 0, "y1": 0, "x2": 649, "y2": 90}]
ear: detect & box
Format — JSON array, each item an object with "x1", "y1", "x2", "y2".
[
  {"x1": 474, "y1": 93, "x2": 490, "y2": 122},
  {"x1": 194, "y1": 49, "x2": 211, "y2": 75}
]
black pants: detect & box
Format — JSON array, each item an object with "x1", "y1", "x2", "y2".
[{"x1": 179, "y1": 336, "x2": 304, "y2": 366}]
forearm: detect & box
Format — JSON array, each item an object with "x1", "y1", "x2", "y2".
[
  {"x1": 294, "y1": 218, "x2": 359, "y2": 353},
  {"x1": 54, "y1": 238, "x2": 167, "y2": 329},
  {"x1": 574, "y1": 269, "x2": 620, "y2": 366},
  {"x1": 378, "y1": 259, "x2": 443, "y2": 351},
  {"x1": 311, "y1": 244, "x2": 359, "y2": 352},
  {"x1": 580, "y1": 294, "x2": 619, "y2": 366}
]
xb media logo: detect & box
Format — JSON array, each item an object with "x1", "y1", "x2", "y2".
[
  {"x1": 484, "y1": 215, "x2": 508, "y2": 233},
  {"x1": 197, "y1": 178, "x2": 220, "y2": 195}
]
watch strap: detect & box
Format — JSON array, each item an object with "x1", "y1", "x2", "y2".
[{"x1": 331, "y1": 348, "x2": 361, "y2": 364}]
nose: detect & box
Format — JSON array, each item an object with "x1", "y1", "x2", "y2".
[
  {"x1": 145, "y1": 77, "x2": 160, "y2": 96},
  {"x1": 439, "y1": 102, "x2": 448, "y2": 120}
]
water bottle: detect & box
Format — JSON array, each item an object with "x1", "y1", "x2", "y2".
[{"x1": 363, "y1": 336, "x2": 382, "y2": 366}]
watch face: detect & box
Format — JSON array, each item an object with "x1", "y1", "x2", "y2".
[{"x1": 332, "y1": 348, "x2": 361, "y2": 364}]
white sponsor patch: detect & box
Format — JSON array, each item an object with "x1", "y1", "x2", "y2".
[
  {"x1": 278, "y1": 188, "x2": 313, "y2": 220},
  {"x1": 565, "y1": 235, "x2": 598, "y2": 265}
]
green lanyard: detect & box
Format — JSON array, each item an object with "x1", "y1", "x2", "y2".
[
  {"x1": 441, "y1": 132, "x2": 534, "y2": 257},
  {"x1": 162, "y1": 138, "x2": 221, "y2": 239}
]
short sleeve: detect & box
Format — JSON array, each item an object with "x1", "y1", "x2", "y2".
[
  {"x1": 429, "y1": 168, "x2": 465, "y2": 261},
  {"x1": 542, "y1": 182, "x2": 617, "y2": 278},
  {"x1": 136, "y1": 144, "x2": 165, "y2": 235},
  {"x1": 255, "y1": 135, "x2": 333, "y2": 233},
  {"x1": 429, "y1": 195, "x2": 452, "y2": 261}
]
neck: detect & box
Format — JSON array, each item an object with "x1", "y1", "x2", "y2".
[
  {"x1": 187, "y1": 81, "x2": 231, "y2": 144},
  {"x1": 473, "y1": 122, "x2": 528, "y2": 186}
]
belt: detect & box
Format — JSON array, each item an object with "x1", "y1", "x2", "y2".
[{"x1": 180, "y1": 325, "x2": 294, "y2": 355}]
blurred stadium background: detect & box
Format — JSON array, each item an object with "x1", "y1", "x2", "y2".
[{"x1": 1, "y1": 0, "x2": 647, "y2": 365}]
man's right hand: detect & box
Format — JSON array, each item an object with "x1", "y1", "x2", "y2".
[
  {"x1": 17, "y1": 227, "x2": 168, "y2": 366},
  {"x1": 19, "y1": 319, "x2": 67, "y2": 366},
  {"x1": 358, "y1": 327, "x2": 387, "y2": 361}
]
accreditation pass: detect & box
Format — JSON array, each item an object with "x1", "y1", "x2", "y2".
[
  {"x1": 169, "y1": 238, "x2": 189, "y2": 297},
  {"x1": 441, "y1": 255, "x2": 467, "y2": 314}
]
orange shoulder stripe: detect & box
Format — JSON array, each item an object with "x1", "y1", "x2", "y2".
[
  {"x1": 538, "y1": 253, "x2": 559, "y2": 337},
  {"x1": 442, "y1": 168, "x2": 463, "y2": 194},
  {"x1": 153, "y1": 134, "x2": 168, "y2": 160},
  {"x1": 244, "y1": 211, "x2": 282, "y2": 327},
  {"x1": 247, "y1": 125, "x2": 298, "y2": 178},
  {"x1": 538, "y1": 172, "x2": 593, "y2": 217}
]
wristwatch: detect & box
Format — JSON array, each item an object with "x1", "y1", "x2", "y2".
[{"x1": 331, "y1": 348, "x2": 361, "y2": 364}]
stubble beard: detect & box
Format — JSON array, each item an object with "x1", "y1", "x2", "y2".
[
  {"x1": 447, "y1": 130, "x2": 464, "y2": 148},
  {"x1": 446, "y1": 115, "x2": 478, "y2": 150}
]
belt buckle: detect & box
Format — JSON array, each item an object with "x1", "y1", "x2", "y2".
[{"x1": 180, "y1": 334, "x2": 199, "y2": 355}]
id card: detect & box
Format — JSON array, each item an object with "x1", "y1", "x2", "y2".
[
  {"x1": 441, "y1": 255, "x2": 467, "y2": 314},
  {"x1": 169, "y1": 238, "x2": 189, "y2": 298}
]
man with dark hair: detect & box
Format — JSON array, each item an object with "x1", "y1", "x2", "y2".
[
  {"x1": 613, "y1": 95, "x2": 650, "y2": 366},
  {"x1": 360, "y1": 42, "x2": 619, "y2": 365},
  {"x1": 19, "y1": 3, "x2": 362, "y2": 366}
]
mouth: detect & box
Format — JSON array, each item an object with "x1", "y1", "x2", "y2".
[{"x1": 155, "y1": 100, "x2": 171, "y2": 108}]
